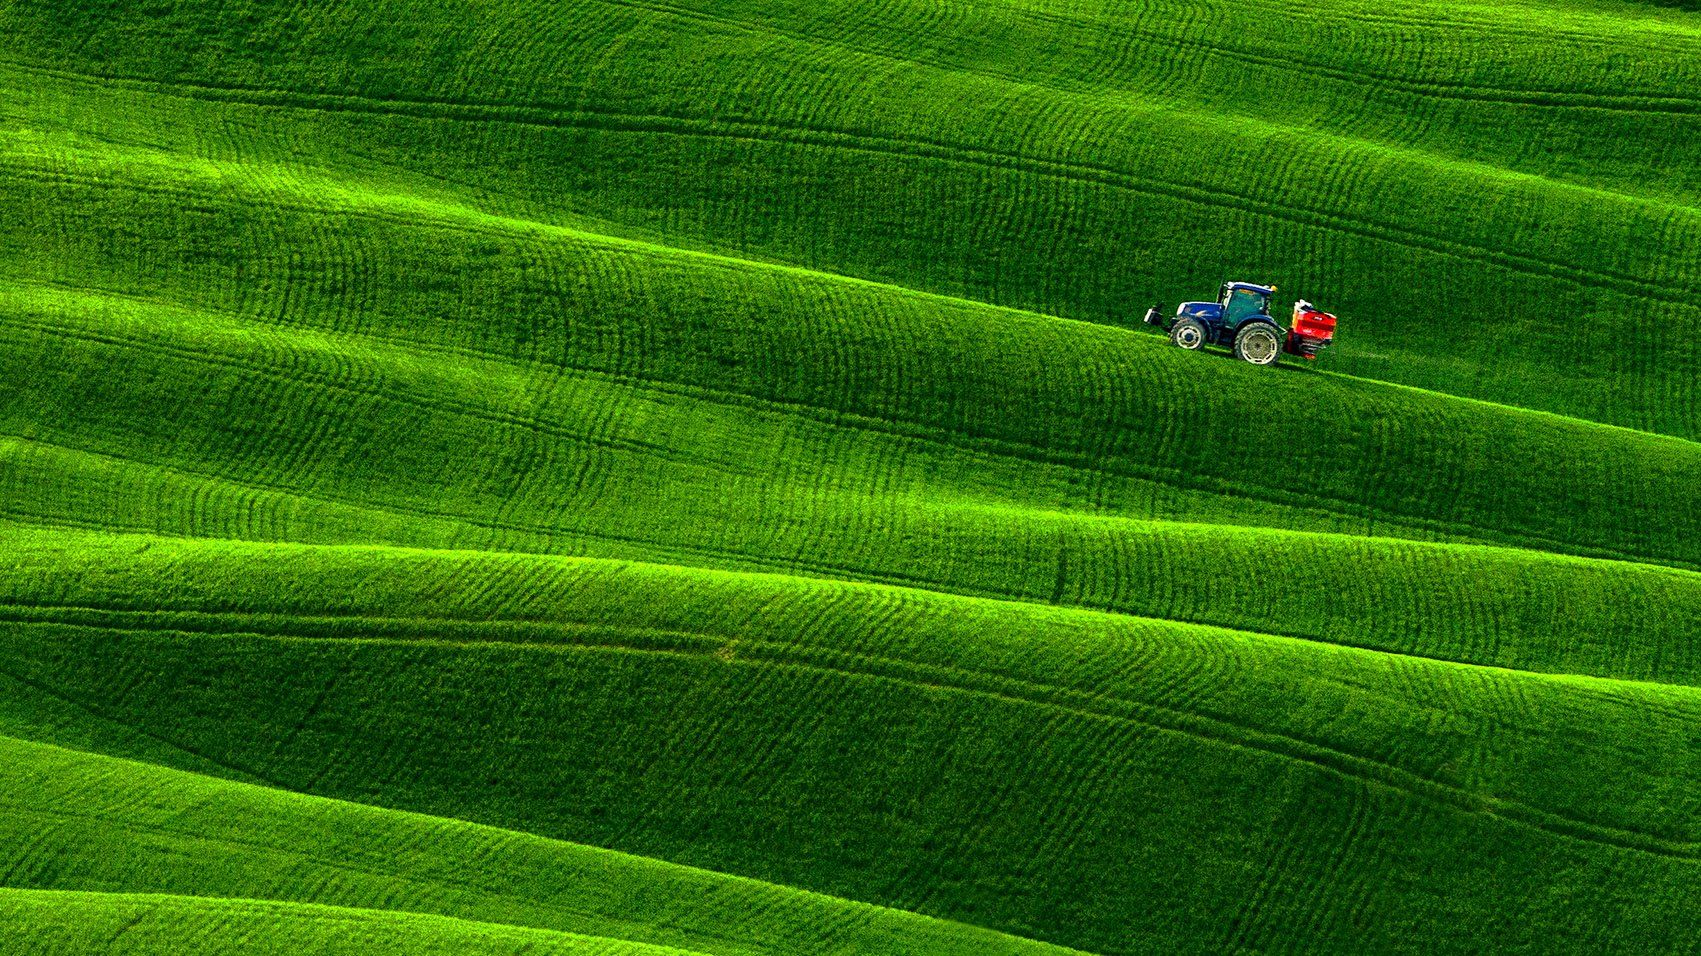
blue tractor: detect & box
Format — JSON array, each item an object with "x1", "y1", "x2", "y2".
[{"x1": 1142, "y1": 281, "x2": 1333, "y2": 366}]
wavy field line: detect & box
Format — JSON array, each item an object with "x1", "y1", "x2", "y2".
[
  {"x1": 7, "y1": 553, "x2": 1701, "y2": 690},
  {"x1": 595, "y1": 0, "x2": 1701, "y2": 114},
  {"x1": 0, "y1": 890, "x2": 716, "y2": 956},
  {"x1": 7, "y1": 586, "x2": 1698, "y2": 862},
  {"x1": 0, "y1": 739, "x2": 1094, "y2": 954},
  {"x1": 0, "y1": 281, "x2": 1512, "y2": 551},
  {"x1": 15, "y1": 498, "x2": 1701, "y2": 707},
  {"x1": 0, "y1": 666, "x2": 286, "y2": 790},
  {"x1": 8, "y1": 58, "x2": 1698, "y2": 293},
  {"x1": 0, "y1": 310, "x2": 745, "y2": 479},
  {"x1": 15, "y1": 64, "x2": 1701, "y2": 292},
  {"x1": 8, "y1": 224, "x2": 1699, "y2": 575},
  {"x1": 5, "y1": 531, "x2": 1699, "y2": 849}
]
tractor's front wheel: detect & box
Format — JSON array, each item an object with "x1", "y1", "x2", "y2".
[
  {"x1": 1171, "y1": 318, "x2": 1207, "y2": 351},
  {"x1": 1234, "y1": 323, "x2": 1282, "y2": 366}
]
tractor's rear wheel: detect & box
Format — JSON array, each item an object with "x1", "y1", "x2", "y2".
[
  {"x1": 1234, "y1": 323, "x2": 1282, "y2": 366},
  {"x1": 1171, "y1": 318, "x2": 1207, "y2": 351}
]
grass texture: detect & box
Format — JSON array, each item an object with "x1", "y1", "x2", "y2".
[
  {"x1": 6, "y1": 0, "x2": 1701, "y2": 435},
  {"x1": 2, "y1": 0, "x2": 1700, "y2": 953},
  {"x1": 0, "y1": 735, "x2": 1076, "y2": 955}
]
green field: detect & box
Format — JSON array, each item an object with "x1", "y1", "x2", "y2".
[{"x1": 3, "y1": 0, "x2": 1700, "y2": 952}]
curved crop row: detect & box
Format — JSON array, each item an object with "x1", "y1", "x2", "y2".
[
  {"x1": 12, "y1": 502, "x2": 1701, "y2": 690},
  {"x1": 0, "y1": 891, "x2": 703, "y2": 956},
  {"x1": 2, "y1": 533, "x2": 1699, "y2": 954},
  {"x1": 3, "y1": 140, "x2": 1698, "y2": 575},
  {"x1": 2, "y1": 0, "x2": 1699, "y2": 433},
  {"x1": 0, "y1": 736, "x2": 1071, "y2": 955},
  {"x1": 5, "y1": 1, "x2": 1700, "y2": 951}
]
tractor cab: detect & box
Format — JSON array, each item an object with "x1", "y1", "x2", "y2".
[
  {"x1": 1220, "y1": 282, "x2": 1274, "y2": 325},
  {"x1": 1168, "y1": 281, "x2": 1275, "y2": 330}
]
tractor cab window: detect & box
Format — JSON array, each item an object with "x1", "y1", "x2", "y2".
[{"x1": 1223, "y1": 288, "x2": 1270, "y2": 324}]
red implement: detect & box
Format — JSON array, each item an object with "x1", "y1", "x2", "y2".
[{"x1": 1284, "y1": 301, "x2": 1336, "y2": 360}]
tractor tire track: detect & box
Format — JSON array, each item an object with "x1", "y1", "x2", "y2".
[
  {"x1": 6, "y1": 62, "x2": 1699, "y2": 303},
  {"x1": 12, "y1": 218, "x2": 1698, "y2": 577},
  {"x1": 6, "y1": 606, "x2": 1700, "y2": 863}
]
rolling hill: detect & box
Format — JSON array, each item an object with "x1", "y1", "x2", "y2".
[{"x1": 2, "y1": 0, "x2": 1700, "y2": 952}]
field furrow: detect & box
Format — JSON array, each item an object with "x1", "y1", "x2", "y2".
[
  {"x1": 4, "y1": 533, "x2": 1701, "y2": 953},
  {"x1": 3, "y1": 0, "x2": 1699, "y2": 951}
]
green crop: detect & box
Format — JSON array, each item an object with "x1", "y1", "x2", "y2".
[{"x1": 2, "y1": 0, "x2": 1699, "y2": 952}]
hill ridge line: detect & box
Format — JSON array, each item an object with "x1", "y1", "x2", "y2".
[
  {"x1": 0, "y1": 734, "x2": 1099, "y2": 955},
  {"x1": 14, "y1": 270, "x2": 1699, "y2": 460},
  {"x1": 8, "y1": 528, "x2": 1701, "y2": 692},
  {"x1": 0, "y1": 889, "x2": 719, "y2": 956},
  {"x1": 599, "y1": 0, "x2": 1701, "y2": 112},
  {"x1": 7, "y1": 412, "x2": 1698, "y2": 610},
  {"x1": 13, "y1": 281, "x2": 1694, "y2": 567},
  {"x1": 4, "y1": 150, "x2": 1696, "y2": 454},
  {"x1": 13, "y1": 510, "x2": 1701, "y2": 582},
  {"x1": 7, "y1": 51, "x2": 1700, "y2": 231},
  {"x1": 9, "y1": 607, "x2": 1699, "y2": 862},
  {"x1": 11, "y1": 9, "x2": 1701, "y2": 209},
  {"x1": 13, "y1": 595, "x2": 1701, "y2": 696}
]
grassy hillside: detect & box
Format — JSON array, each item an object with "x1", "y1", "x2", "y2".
[
  {"x1": 5, "y1": 138, "x2": 1701, "y2": 570},
  {"x1": 4, "y1": 0, "x2": 1701, "y2": 434},
  {"x1": 0, "y1": 736, "x2": 1073, "y2": 955},
  {"x1": 2, "y1": 0, "x2": 1699, "y2": 953},
  {"x1": 2, "y1": 892, "x2": 705, "y2": 956},
  {"x1": 5, "y1": 531, "x2": 1701, "y2": 954}
]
